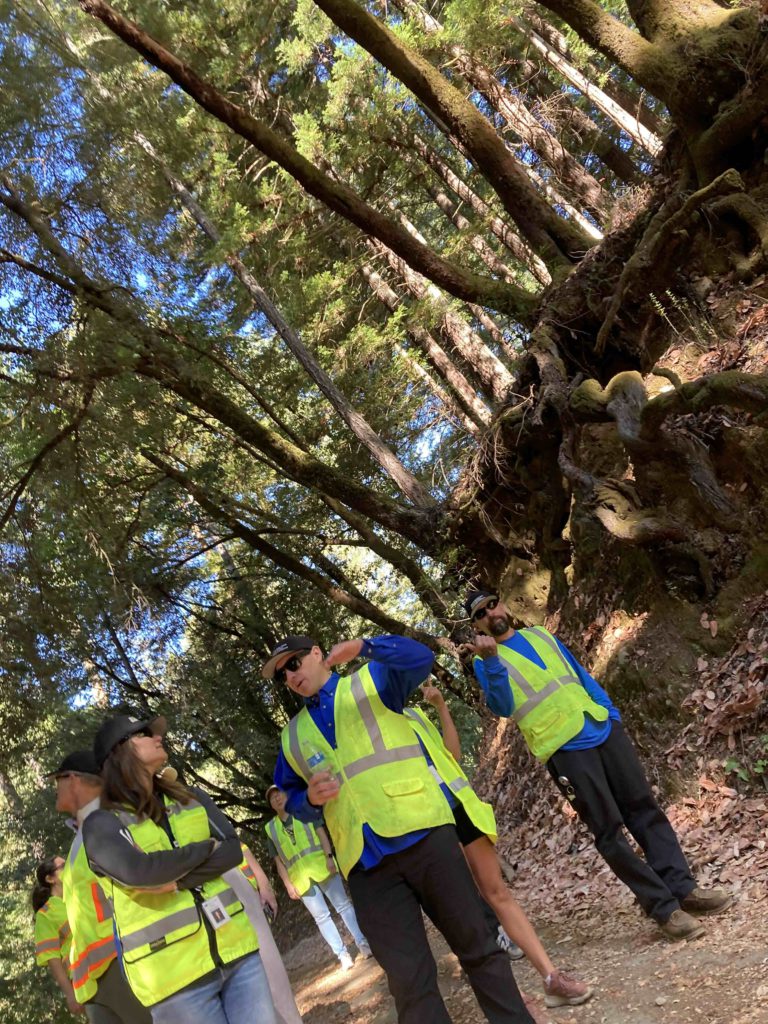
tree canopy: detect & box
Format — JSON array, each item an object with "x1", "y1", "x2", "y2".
[{"x1": 2, "y1": 2, "x2": 768, "y2": 1016}]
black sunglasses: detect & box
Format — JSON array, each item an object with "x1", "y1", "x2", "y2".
[
  {"x1": 274, "y1": 651, "x2": 308, "y2": 684},
  {"x1": 471, "y1": 597, "x2": 499, "y2": 623},
  {"x1": 120, "y1": 727, "x2": 154, "y2": 747}
]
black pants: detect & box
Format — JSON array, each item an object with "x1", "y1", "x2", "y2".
[
  {"x1": 86, "y1": 960, "x2": 152, "y2": 1024},
  {"x1": 547, "y1": 721, "x2": 696, "y2": 922},
  {"x1": 348, "y1": 825, "x2": 534, "y2": 1024}
]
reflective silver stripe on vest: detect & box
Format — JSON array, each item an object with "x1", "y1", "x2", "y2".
[
  {"x1": 70, "y1": 941, "x2": 113, "y2": 983},
  {"x1": 403, "y1": 708, "x2": 469, "y2": 793},
  {"x1": 120, "y1": 905, "x2": 200, "y2": 954},
  {"x1": 166, "y1": 798, "x2": 202, "y2": 817},
  {"x1": 344, "y1": 672, "x2": 424, "y2": 779},
  {"x1": 287, "y1": 716, "x2": 313, "y2": 778},
  {"x1": 115, "y1": 798, "x2": 202, "y2": 830},
  {"x1": 218, "y1": 885, "x2": 240, "y2": 910},
  {"x1": 286, "y1": 671, "x2": 424, "y2": 783},
  {"x1": 36, "y1": 938, "x2": 61, "y2": 954},
  {"x1": 500, "y1": 628, "x2": 580, "y2": 724},
  {"x1": 68, "y1": 831, "x2": 84, "y2": 865},
  {"x1": 115, "y1": 809, "x2": 140, "y2": 828},
  {"x1": 268, "y1": 819, "x2": 323, "y2": 867}
]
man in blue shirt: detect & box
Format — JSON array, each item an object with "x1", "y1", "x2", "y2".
[
  {"x1": 463, "y1": 589, "x2": 732, "y2": 943},
  {"x1": 267, "y1": 632, "x2": 535, "y2": 1024}
]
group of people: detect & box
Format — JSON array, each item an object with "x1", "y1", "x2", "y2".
[
  {"x1": 33, "y1": 717, "x2": 293, "y2": 1024},
  {"x1": 32, "y1": 588, "x2": 732, "y2": 1024}
]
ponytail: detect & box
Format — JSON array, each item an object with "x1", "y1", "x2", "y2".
[{"x1": 32, "y1": 856, "x2": 60, "y2": 914}]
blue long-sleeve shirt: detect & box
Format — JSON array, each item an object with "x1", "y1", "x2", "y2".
[
  {"x1": 473, "y1": 631, "x2": 620, "y2": 752},
  {"x1": 274, "y1": 635, "x2": 448, "y2": 872}
]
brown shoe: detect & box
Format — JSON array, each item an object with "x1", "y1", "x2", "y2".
[
  {"x1": 544, "y1": 970, "x2": 594, "y2": 1007},
  {"x1": 680, "y1": 887, "x2": 733, "y2": 916},
  {"x1": 658, "y1": 909, "x2": 705, "y2": 941}
]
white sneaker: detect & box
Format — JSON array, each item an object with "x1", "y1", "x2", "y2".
[
  {"x1": 497, "y1": 926, "x2": 525, "y2": 961},
  {"x1": 339, "y1": 950, "x2": 354, "y2": 970},
  {"x1": 358, "y1": 942, "x2": 373, "y2": 959}
]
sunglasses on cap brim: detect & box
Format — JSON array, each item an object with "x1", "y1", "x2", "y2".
[
  {"x1": 471, "y1": 597, "x2": 499, "y2": 622},
  {"x1": 274, "y1": 651, "x2": 309, "y2": 683}
]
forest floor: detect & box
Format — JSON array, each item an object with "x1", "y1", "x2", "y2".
[{"x1": 281, "y1": 856, "x2": 767, "y2": 1024}]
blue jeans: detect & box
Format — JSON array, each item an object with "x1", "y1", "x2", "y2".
[
  {"x1": 150, "y1": 953, "x2": 276, "y2": 1024},
  {"x1": 301, "y1": 873, "x2": 368, "y2": 958}
]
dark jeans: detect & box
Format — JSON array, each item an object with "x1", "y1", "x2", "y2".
[
  {"x1": 348, "y1": 825, "x2": 534, "y2": 1024},
  {"x1": 85, "y1": 960, "x2": 152, "y2": 1024},
  {"x1": 547, "y1": 721, "x2": 696, "y2": 922}
]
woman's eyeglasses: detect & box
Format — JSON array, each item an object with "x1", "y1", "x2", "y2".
[
  {"x1": 274, "y1": 652, "x2": 308, "y2": 684},
  {"x1": 471, "y1": 597, "x2": 499, "y2": 623},
  {"x1": 119, "y1": 727, "x2": 154, "y2": 747}
]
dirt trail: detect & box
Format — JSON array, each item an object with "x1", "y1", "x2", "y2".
[{"x1": 284, "y1": 895, "x2": 768, "y2": 1024}]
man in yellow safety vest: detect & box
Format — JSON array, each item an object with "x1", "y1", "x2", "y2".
[
  {"x1": 265, "y1": 632, "x2": 535, "y2": 1024},
  {"x1": 462, "y1": 589, "x2": 732, "y2": 943},
  {"x1": 48, "y1": 749, "x2": 151, "y2": 1023}
]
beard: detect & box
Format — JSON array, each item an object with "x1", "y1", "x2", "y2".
[{"x1": 488, "y1": 615, "x2": 511, "y2": 637}]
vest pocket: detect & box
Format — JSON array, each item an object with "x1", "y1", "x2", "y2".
[
  {"x1": 382, "y1": 778, "x2": 424, "y2": 797},
  {"x1": 526, "y1": 710, "x2": 562, "y2": 742}
]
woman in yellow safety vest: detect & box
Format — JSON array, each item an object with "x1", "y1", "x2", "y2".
[
  {"x1": 32, "y1": 855, "x2": 79, "y2": 1016},
  {"x1": 412, "y1": 681, "x2": 593, "y2": 1010},
  {"x1": 82, "y1": 714, "x2": 277, "y2": 1024}
]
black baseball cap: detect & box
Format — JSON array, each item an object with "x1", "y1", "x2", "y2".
[
  {"x1": 464, "y1": 589, "x2": 499, "y2": 619},
  {"x1": 261, "y1": 635, "x2": 317, "y2": 680},
  {"x1": 265, "y1": 784, "x2": 282, "y2": 804},
  {"x1": 94, "y1": 714, "x2": 167, "y2": 768},
  {"x1": 45, "y1": 749, "x2": 101, "y2": 779}
]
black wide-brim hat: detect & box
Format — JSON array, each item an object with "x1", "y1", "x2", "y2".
[{"x1": 94, "y1": 714, "x2": 167, "y2": 768}]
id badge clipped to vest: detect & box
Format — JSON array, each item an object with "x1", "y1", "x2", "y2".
[{"x1": 202, "y1": 895, "x2": 232, "y2": 930}]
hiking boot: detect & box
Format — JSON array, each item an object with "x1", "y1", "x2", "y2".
[
  {"x1": 358, "y1": 942, "x2": 374, "y2": 959},
  {"x1": 497, "y1": 926, "x2": 525, "y2": 961},
  {"x1": 338, "y1": 950, "x2": 354, "y2": 970},
  {"x1": 680, "y1": 887, "x2": 733, "y2": 916},
  {"x1": 544, "y1": 970, "x2": 594, "y2": 1008},
  {"x1": 658, "y1": 909, "x2": 705, "y2": 941}
]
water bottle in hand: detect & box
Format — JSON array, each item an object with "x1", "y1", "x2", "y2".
[{"x1": 301, "y1": 740, "x2": 341, "y2": 787}]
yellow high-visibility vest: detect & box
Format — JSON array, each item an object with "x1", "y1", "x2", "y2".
[
  {"x1": 61, "y1": 830, "x2": 116, "y2": 1003},
  {"x1": 404, "y1": 706, "x2": 497, "y2": 843},
  {"x1": 34, "y1": 896, "x2": 72, "y2": 973},
  {"x1": 281, "y1": 663, "x2": 453, "y2": 877},
  {"x1": 488, "y1": 627, "x2": 608, "y2": 762},
  {"x1": 265, "y1": 817, "x2": 330, "y2": 895},
  {"x1": 96, "y1": 796, "x2": 258, "y2": 1007}
]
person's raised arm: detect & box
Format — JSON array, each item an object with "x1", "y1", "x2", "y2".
[
  {"x1": 461, "y1": 635, "x2": 513, "y2": 717},
  {"x1": 326, "y1": 635, "x2": 434, "y2": 713},
  {"x1": 421, "y1": 680, "x2": 462, "y2": 761}
]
